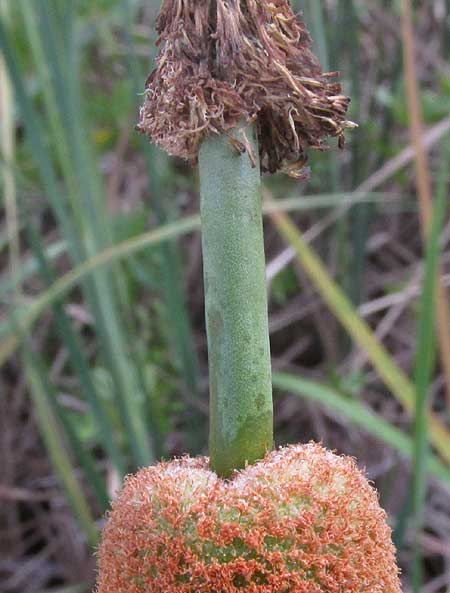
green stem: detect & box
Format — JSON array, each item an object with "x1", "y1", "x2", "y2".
[{"x1": 199, "y1": 123, "x2": 273, "y2": 477}]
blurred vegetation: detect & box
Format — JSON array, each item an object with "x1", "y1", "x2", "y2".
[{"x1": 0, "y1": 1, "x2": 449, "y2": 593}]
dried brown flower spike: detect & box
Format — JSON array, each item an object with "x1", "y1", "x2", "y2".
[{"x1": 137, "y1": 0, "x2": 357, "y2": 176}]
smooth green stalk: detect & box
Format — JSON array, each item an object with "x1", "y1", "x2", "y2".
[{"x1": 199, "y1": 123, "x2": 273, "y2": 477}]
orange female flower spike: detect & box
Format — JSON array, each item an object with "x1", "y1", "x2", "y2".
[{"x1": 96, "y1": 443, "x2": 401, "y2": 593}]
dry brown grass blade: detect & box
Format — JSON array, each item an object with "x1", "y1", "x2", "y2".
[{"x1": 401, "y1": 0, "x2": 450, "y2": 409}]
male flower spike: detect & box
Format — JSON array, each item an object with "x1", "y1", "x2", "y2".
[{"x1": 136, "y1": 0, "x2": 356, "y2": 177}]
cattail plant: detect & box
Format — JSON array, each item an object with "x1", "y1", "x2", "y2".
[{"x1": 97, "y1": 2, "x2": 400, "y2": 592}]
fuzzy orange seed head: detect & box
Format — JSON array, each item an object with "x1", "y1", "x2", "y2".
[{"x1": 97, "y1": 443, "x2": 401, "y2": 593}]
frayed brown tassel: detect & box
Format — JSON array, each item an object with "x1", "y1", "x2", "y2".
[{"x1": 136, "y1": 0, "x2": 357, "y2": 177}]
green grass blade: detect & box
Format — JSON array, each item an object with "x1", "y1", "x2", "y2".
[
  {"x1": 11, "y1": 2, "x2": 155, "y2": 468},
  {"x1": 0, "y1": 17, "x2": 79, "y2": 252},
  {"x1": 270, "y1": 209, "x2": 450, "y2": 464},
  {"x1": 304, "y1": 1, "x2": 340, "y2": 196},
  {"x1": 0, "y1": 192, "x2": 409, "y2": 365},
  {"x1": 17, "y1": 0, "x2": 89, "y2": 233},
  {"x1": 411, "y1": 140, "x2": 450, "y2": 593},
  {"x1": 393, "y1": 489, "x2": 413, "y2": 551},
  {"x1": 58, "y1": 1, "x2": 154, "y2": 468},
  {"x1": 0, "y1": 190, "x2": 393, "y2": 303},
  {"x1": 272, "y1": 372, "x2": 450, "y2": 489},
  {"x1": 0, "y1": 240, "x2": 66, "y2": 300},
  {"x1": 1, "y1": 191, "x2": 389, "y2": 359},
  {"x1": 336, "y1": 0, "x2": 370, "y2": 305},
  {"x1": 26, "y1": 224, "x2": 127, "y2": 478},
  {"x1": 120, "y1": 1, "x2": 201, "y2": 431},
  {"x1": 36, "y1": 359, "x2": 109, "y2": 512},
  {"x1": 0, "y1": 216, "x2": 200, "y2": 365},
  {"x1": 24, "y1": 349, "x2": 99, "y2": 547},
  {"x1": 0, "y1": 0, "x2": 20, "y2": 302},
  {"x1": 305, "y1": 0, "x2": 328, "y2": 70}
]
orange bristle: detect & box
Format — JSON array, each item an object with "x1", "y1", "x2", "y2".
[{"x1": 97, "y1": 443, "x2": 401, "y2": 593}]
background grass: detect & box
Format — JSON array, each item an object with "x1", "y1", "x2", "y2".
[{"x1": 1, "y1": 1, "x2": 450, "y2": 592}]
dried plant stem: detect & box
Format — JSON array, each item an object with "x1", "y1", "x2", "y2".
[
  {"x1": 199, "y1": 123, "x2": 273, "y2": 477},
  {"x1": 0, "y1": 0, "x2": 20, "y2": 299},
  {"x1": 401, "y1": 0, "x2": 450, "y2": 409}
]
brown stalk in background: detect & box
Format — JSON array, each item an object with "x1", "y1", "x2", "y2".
[{"x1": 401, "y1": 0, "x2": 450, "y2": 409}]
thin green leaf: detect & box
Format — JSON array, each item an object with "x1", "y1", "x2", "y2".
[
  {"x1": 0, "y1": 240, "x2": 66, "y2": 300},
  {"x1": 0, "y1": 192, "x2": 394, "y2": 364},
  {"x1": 270, "y1": 208, "x2": 450, "y2": 465},
  {"x1": 24, "y1": 349, "x2": 99, "y2": 547},
  {"x1": 0, "y1": 216, "x2": 200, "y2": 365},
  {"x1": 6, "y1": 4, "x2": 154, "y2": 468},
  {"x1": 272, "y1": 372, "x2": 450, "y2": 489},
  {"x1": 121, "y1": 1, "x2": 202, "y2": 447},
  {"x1": 411, "y1": 139, "x2": 450, "y2": 592},
  {"x1": 26, "y1": 224, "x2": 127, "y2": 480}
]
